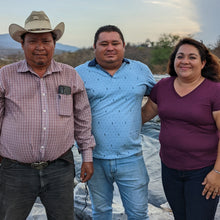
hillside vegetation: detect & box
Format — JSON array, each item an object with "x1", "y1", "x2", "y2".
[{"x1": 1, "y1": 34, "x2": 220, "y2": 74}]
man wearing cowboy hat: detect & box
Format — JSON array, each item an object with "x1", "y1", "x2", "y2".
[{"x1": 0, "y1": 11, "x2": 95, "y2": 219}]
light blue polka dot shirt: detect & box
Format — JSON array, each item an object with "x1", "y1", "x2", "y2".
[{"x1": 75, "y1": 58, "x2": 156, "y2": 159}]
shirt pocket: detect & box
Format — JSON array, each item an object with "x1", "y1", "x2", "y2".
[{"x1": 57, "y1": 94, "x2": 73, "y2": 116}]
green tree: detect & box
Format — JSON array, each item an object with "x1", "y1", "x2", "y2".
[{"x1": 150, "y1": 33, "x2": 181, "y2": 73}]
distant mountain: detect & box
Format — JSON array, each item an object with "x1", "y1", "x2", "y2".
[
  {"x1": 0, "y1": 34, "x2": 79, "y2": 56},
  {"x1": 55, "y1": 43, "x2": 78, "y2": 53}
]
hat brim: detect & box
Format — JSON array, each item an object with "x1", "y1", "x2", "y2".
[{"x1": 9, "y1": 22, "x2": 65, "y2": 43}]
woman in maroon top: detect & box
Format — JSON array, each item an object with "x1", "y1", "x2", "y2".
[{"x1": 142, "y1": 38, "x2": 220, "y2": 220}]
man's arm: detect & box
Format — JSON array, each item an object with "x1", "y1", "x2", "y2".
[
  {"x1": 80, "y1": 161, "x2": 94, "y2": 182},
  {"x1": 73, "y1": 74, "x2": 96, "y2": 182},
  {"x1": 0, "y1": 69, "x2": 5, "y2": 163}
]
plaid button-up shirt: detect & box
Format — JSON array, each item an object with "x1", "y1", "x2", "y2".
[{"x1": 0, "y1": 59, "x2": 95, "y2": 163}]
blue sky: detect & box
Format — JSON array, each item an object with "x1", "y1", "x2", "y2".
[{"x1": 0, "y1": 0, "x2": 219, "y2": 48}]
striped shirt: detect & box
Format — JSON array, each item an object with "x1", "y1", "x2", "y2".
[{"x1": 0, "y1": 59, "x2": 95, "y2": 163}]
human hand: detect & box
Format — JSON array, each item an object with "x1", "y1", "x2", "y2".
[
  {"x1": 80, "y1": 162, "x2": 94, "y2": 183},
  {"x1": 202, "y1": 170, "x2": 220, "y2": 199}
]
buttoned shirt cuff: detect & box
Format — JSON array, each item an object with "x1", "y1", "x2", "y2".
[{"x1": 82, "y1": 148, "x2": 93, "y2": 162}]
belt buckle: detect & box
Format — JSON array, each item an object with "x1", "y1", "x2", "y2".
[{"x1": 31, "y1": 161, "x2": 48, "y2": 170}]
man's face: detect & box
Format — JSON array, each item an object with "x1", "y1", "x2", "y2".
[
  {"x1": 94, "y1": 31, "x2": 125, "y2": 68},
  {"x1": 22, "y1": 32, "x2": 55, "y2": 71}
]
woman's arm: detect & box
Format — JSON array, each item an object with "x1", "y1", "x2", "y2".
[
  {"x1": 202, "y1": 110, "x2": 220, "y2": 199},
  {"x1": 141, "y1": 97, "x2": 158, "y2": 124}
]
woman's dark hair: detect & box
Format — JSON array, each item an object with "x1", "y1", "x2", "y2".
[
  {"x1": 93, "y1": 25, "x2": 125, "y2": 48},
  {"x1": 167, "y1": 37, "x2": 220, "y2": 82}
]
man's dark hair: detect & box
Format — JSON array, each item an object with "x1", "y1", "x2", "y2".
[{"x1": 94, "y1": 25, "x2": 125, "y2": 47}]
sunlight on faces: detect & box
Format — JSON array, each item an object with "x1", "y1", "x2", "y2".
[
  {"x1": 94, "y1": 32, "x2": 125, "y2": 68},
  {"x1": 174, "y1": 44, "x2": 206, "y2": 80},
  {"x1": 22, "y1": 32, "x2": 55, "y2": 70}
]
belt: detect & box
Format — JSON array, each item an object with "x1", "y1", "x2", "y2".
[{"x1": 2, "y1": 149, "x2": 72, "y2": 170}]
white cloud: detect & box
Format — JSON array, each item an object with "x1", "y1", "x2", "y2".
[
  {"x1": 1, "y1": 0, "x2": 217, "y2": 47},
  {"x1": 191, "y1": 0, "x2": 220, "y2": 45},
  {"x1": 142, "y1": 0, "x2": 183, "y2": 8},
  {"x1": 136, "y1": 0, "x2": 200, "y2": 43}
]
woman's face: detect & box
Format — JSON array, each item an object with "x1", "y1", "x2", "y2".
[{"x1": 174, "y1": 44, "x2": 206, "y2": 80}]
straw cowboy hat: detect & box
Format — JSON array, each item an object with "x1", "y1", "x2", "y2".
[{"x1": 9, "y1": 11, "x2": 65, "y2": 43}]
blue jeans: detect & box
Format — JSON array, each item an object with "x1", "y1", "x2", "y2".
[
  {"x1": 0, "y1": 151, "x2": 75, "y2": 220},
  {"x1": 88, "y1": 152, "x2": 149, "y2": 220},
  {"x1": 162, "y1": 162, "x2": 219, "y2": 220}
]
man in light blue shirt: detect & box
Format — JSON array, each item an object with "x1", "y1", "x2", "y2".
[{"x1": 76, "y1": 25, "x2": 156, "y2": 220}]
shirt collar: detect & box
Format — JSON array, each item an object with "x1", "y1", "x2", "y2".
[
  {"x1": 88, "y1": 58, "x2": 130, "y2": 67},
  {"x1": 17, "y1": 59, "x2": 62, "y2": 76}
]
